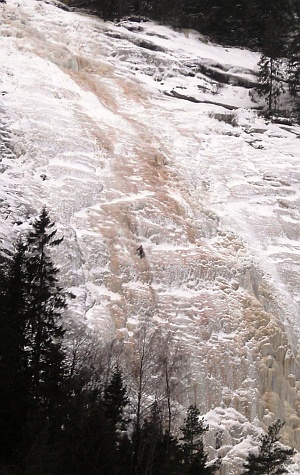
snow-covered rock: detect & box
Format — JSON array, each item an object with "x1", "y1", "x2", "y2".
[{"x1": 1, "y1": 0, "x2": 300, "y2": 472}]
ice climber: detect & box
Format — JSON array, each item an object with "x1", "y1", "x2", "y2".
[{"x1": 136, "y1": 245, "x2": 145, "y2": 258}]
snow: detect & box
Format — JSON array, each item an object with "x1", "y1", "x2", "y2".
[{"x1": 1, "y1": 0, "x2": 300, "y2": 472}]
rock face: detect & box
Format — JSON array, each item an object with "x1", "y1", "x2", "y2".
[{"x1": 1, "y1": 1, "x2": 300, "y2": 472}]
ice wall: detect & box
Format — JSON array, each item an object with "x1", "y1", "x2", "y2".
[{"x1": 1, "y1": 1, "x2": 300, "y2": 471}]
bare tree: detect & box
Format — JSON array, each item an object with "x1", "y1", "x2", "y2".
[
  {"x1": 156, "y1": 333, "x2": 190, "y2": 436},
  {"x1": 128, "y1": 323, "x2": 160, "y2": 428},
  {"x1": 123, "y1": 321, "x2": 162, "y2": 474},
  {"x1": 64, "y1": 324, "x2": 125, "y2": 389}
]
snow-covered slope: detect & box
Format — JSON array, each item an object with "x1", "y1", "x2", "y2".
[{"x1": 1, "y1": 0, "x2": 300, "y2": 472}]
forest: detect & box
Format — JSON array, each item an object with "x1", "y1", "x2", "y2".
[
  {"x1": 65, "y1": 0, "x2": 300, "y2": 117},
  {"x1": 0, "y1": 209, "x2": 295, "y2": 474},
  {"x1": 1, "y1": 2, "x2": 300, "y2": 473},
  {"x1": 66, "y1": 0, "x2": 300, "y2": 49}
]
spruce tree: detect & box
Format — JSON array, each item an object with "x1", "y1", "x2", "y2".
[
  {"x1": 288, "y1": 36, "x2": 300, "y2": 98},
  {"x1": 135, "y1": 401, "x2": 164, "y2": 474},
  {"x1": 242, "y1": 420, "x2": 295, "y2": 475},
  {"x1": 24, "y1": 207, "x2": 67, "y2": 412},
  {"x1": 104, "y1": 365, "x2": 129, "y2": 428},
  {"x1": 0, "y1": 241, "x2": 29, "y2": 462},
  {"x1": 256, "y1": 14, "x2": 284, "y2": 111},
  {"x1": 180, "y1": 405, "x2": 221, "y2": 474},
  {"x1": 0, "y1": 208, "x2": 68, "y2": 468},
  {"x1": 180, "y1": 405, "x2": 208, "y2": 467},
  {"x1": 288, "y1": 5, "x2": 300, "y2": 115}
]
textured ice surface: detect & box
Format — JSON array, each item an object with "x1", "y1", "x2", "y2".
[{"x1": 1, "y1": 1, "x2": 300, "y2": 472}]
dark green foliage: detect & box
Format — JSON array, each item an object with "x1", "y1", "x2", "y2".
[
  {"x1": 257, "y1": 55, "x2": 284, "y2": 111},
  {"x1": 104, "y1": 365, "x2": 129, "y2": 428},
  {"x1": 22, "y1": 208, "x2": 67, "y2": 411},
  {"x1": 68, "y1": 0, "x2": 296, "y2": 49},
  {"x1": 0, "y1": 242, "x2": 30, "y2": 461},
  {"x1": 287, "y1": 7, "x2": 300, "y2": 117},
  {"x1": 18, "y1": 412, "x2": 63, "y2": 475},
  {"x1": 0, "y1": 212, "x2": 224, "y2": 475},
  {"x1": 59, "y1": 387, "x2": 124, "y2": 475},
  {"x1": 288, "y1": 47, "x2": 300, "y2": 97},
  {"x1": 256, "y1": 14, "x2": 284, "y2": 111},
  {"x1": 133, "y1": 401, "x2": 164, "y2": 474},
  {"x1": 93, "y1": 0, "x2": 132, "y2": 21},
  {"x1": 0, "y1": 208, "x2": 67, "y2": 470},
  {"x1": 65, "y1": 0, "x2": 300, "y2": 115},
  {"x1": 180, "y1": 405, "x2": 221, "y2": 474},
  {"x1": 0, "y1": 207, "x2": 296, "y2": 475},
  {"x1": 130, "y1": 401, "x2": 182, "y2": 475},
  {"x1": 57, "y1": 363, "x2": 131, "y2": 474},
  {"x1": 242, "y1": 420, "x2": 295, "y2": 475},
  {"x1": 180, "y1": 405, "x2": 208, "y2": 467}
]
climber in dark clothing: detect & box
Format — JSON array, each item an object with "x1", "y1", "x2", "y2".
[{"x1": 136, "y1": 245, "x2": 145, "y2": 258}]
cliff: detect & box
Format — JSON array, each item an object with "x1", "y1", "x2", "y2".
[{"x1": 1, "y1": 0, "x2": 300, "y2": 472}]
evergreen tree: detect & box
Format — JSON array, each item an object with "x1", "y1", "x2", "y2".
[
  {"x1": 155, "y1": 0, "x2": 182, "y2": 25},
  {"x1": 256, "y1": 14, "x2": 284, "y2": 111},
  {"x1": 180, "y1": 405, "x2": 221, "y2": 474},
  {"x1": 180, "y1": 405, "x2": 208, "y2": 467},
  {"x1": 138, "y1": 401, "x2": 164, "y2": 474},
  {"x1": 0, "y1": 241, "x2": 29, "y2": 462},
  {"x1": 288, "y1": 5, "x2": 300, "y2": 114},
  {"x1": 242, "y1": 420, "x2": 295, "y2": 475},
  {"x1": 0, "y1": 208, "x2": 68, "y2": 469},
  {"x1": 257, "y1": 54, "x2": 284, "y2": 111},
  {"x1": 181, "y1": 0, "x2": 205, "y2": 31},
  {"x1": 104, "y1": 365, "x2": 129, "y2": 428},
  {"x1": 72, "y1": 0, "x2": 295, "y2": 49},
  {"x1": 23, "y1": 207, "x2": 67, "y2": 413},
  {"x1": 129, "y1": 400, "x2": 180, "y2": 475},
  {"x1": 93, "y1": 0, "x2": 132, "y2": 20},
  {"x1": 288, "y1": 36, "x2": 300, "y2": 98},
  {"x1": 59, "y1": 386, "x2": 119, "y2": 474}
]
